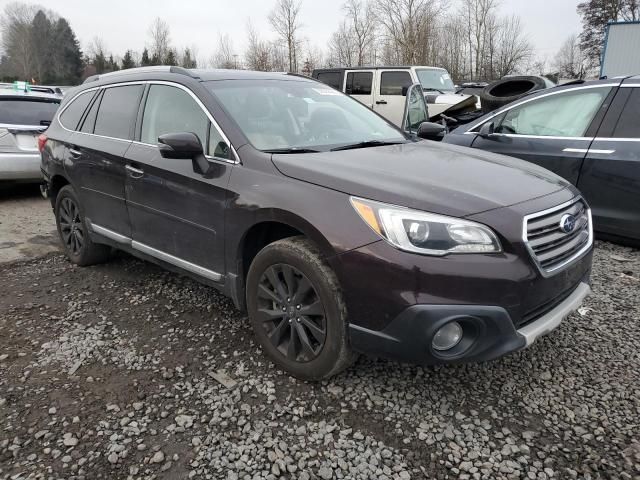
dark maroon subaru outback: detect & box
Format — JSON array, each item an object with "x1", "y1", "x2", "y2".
[{"x1": 40, "y1": 67, "x2": 593, "y2": 380}]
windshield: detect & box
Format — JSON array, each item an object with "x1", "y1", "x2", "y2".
[
  {"x1": 205, "y1": 79, "x2": 405, "y2": 151},
  {"x1": 0, "y1": 98, "x2": 60, "y2": 126},
  {"x1": 416, "y1": 69, "x2": 455, "y2": 93}
]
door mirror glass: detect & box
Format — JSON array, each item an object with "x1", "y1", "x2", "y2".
[
  {"x1": 158, "y1": 132, "x2": 203, "y2": 159},
  {"x1": 416, "y1": 122, "x2": 446, "y2": 141},
  {"x1": 478, "y1": 121, "x2": 495, "y2": 138},
  {"x1": 403, "y1": 84, "x2": 430, "y2": 134}
]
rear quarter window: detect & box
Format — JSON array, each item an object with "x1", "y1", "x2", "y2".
[
  {"x1": 59, "y1": 91, "x2": 95, "y2": 130},
  {"x1": 0, "y1": 98, "x2": 60, "y2": 126},
  {"x1": 612, "y1": 88, "x2": 640, "y2": 138}
]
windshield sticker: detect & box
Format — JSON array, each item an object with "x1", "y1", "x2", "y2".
[{"x1": 312, "y1": 88, "x2": 341, "y2": 96}]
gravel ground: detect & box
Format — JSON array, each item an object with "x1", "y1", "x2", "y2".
[
  {"x1": 1, "y1": 239, "x2": 639, "y2": 480},
  {"x1": 0, "y1": 185, "x2": 59, "y2": 263}
]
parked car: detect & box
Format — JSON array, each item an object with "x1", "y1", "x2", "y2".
[
  {"x1": 312, "y1": 66, "x2": 475, "y2": 121},
  {"x1": 443, "y1": 76, "x2": 640, "y2": 244},
  {"x1": 0, "y1": 84, "x2": 61, "y2": 183},
  {"x1": 41, "y1": 66, "x2": 593, "y2": 380}
]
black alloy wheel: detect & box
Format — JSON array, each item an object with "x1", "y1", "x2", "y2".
[
  {"x1": 256, "y1": 263, "x2": 327, "y2": 363},
  {"x1": 58, "y1": 196, "x2": 84, "y2": 256}
]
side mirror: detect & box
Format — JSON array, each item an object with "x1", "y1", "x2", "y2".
[
  {"x1": 477, "y1": 122, "x2": 495, "y2": 139},
  {"x1": 401, "y1": 85, "x2": 409, "y2": 96},
  {"x1": 416, "y1": 122, "x2": 447, "y2": 141},
  {"x1": 158, "y1": 132, "x2": 203, "y2": 159}
]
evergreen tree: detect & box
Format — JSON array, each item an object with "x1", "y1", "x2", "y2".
[
  {"x1": 150, "y1": 52, "x2": 161, "y2": 66},
  {"x1": 164, "y1": 49, "x2": 177, "y2": 66},
  {"x1": 577, "y1": 0, "x2": 640, "y2": 67},
  {"x1": 121, "y1": 50, "x2": 136, "y2": 69},
  {"x1": 51, "y1": 18, "x2": 83, "y2": 84},
  {"x1": 31, "y1": 10, "x2": 53, "y2": 83},
  {"x1": 181, "y1": 48, "x2": 197, "y2": 68},
  {"x1": 140, "y1": 48, "x2": 151, "y2": 66},
  {"x1": 107, "y1": 54, "x2": 119, "y2": 72}
]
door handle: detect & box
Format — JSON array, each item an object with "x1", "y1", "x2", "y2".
[
  {"x1": 125, "y1": 164, "x2": 144, "y2": 179},
  {"x1": 376, "y1": 100, "x2": 387, "y2": 105},
  {"x1": 69, "y1": 148, "x2": 82, "y2": 159}
]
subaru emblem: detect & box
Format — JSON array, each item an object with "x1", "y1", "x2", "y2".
[{"x1": 559, "y1": 214, "x2": 576, "y2": 233}]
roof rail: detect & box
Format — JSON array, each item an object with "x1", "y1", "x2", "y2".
[{"x1": 83, "y1": 66, "x2": 200, "y2": 84}]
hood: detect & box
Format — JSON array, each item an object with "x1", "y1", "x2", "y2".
[{"x1": 271, "y1": 141, "x2": 570, "y2": 218}]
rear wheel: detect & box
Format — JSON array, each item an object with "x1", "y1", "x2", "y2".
[
  {"x1": 55, "y1": 185, "x2": 110, "y2": 266},
  {"x1": 246, "y1": 237, "x2": 355, "y2": 380}
]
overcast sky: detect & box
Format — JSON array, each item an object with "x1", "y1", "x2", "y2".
[{"x1": 25, "y1": 0, "x2": 582, "y2": 64}]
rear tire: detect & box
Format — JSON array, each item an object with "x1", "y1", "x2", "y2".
[
  {"x1": 246, "y1": 237, "x2": 355, "y2": 380},
  {"x1": 55, "y1": 185, "x2": 110, "y2": 266}
]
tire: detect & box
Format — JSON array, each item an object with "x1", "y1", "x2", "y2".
[
  {"x1": 480, "y1": 76, "x2": 549, "y2": 113},
  {"x1": 54, "y1": 185, "x2": 110, "y2": 266},
  {"x1": 246, "y1": 236, "x2": 355, "y2": 380}
]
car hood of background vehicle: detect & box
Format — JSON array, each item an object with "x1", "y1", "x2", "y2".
[{"x1": 271, "y1": 141, "x2": 570, "y2": 217}]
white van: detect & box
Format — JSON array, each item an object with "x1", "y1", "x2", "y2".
[{"x1": 312, "y1": 66, "x2": 473, "y2": 122}]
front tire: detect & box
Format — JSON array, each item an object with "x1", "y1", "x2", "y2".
[
  {"x1": 55, "y1": 185, "x2": 110, "y2": 266},
  {"x1": 246, "y1": 237, "x2": 355, "y2": 380}
]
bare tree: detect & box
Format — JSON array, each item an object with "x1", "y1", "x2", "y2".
[
  {"x1": 373, "y1": 0, "x2": 446, "y2": 65},
  {"x1": 492, "y1": 15, "x2": 533, "y2": 78},
  {"x1": 212, "y1": 33, "x2": 237, "y2": 69},
  {"x1": 269, "y1": 0, "x2": 303, "y2": 72},
  {"x1": 245, "y1": 21, "x2": 272, "y2": 71},
  {"x1": 148, "y1": 17, "x2": 171, "y2": 64},
  {"x1": 344, "y1": 0, "x2": 377, "y2": 66},
  {"x1": 0, "y1": 2, "x2": 39, "y2": 79},
  {"x1": 553, "y1": 33, "x2": 589, "y2": 79},
  {"x1": 328, "y1": 21, "x2": 358, "y2": 67},
  {"x1": 460, "y1": 0, "x2": 499, "y2": 80}
]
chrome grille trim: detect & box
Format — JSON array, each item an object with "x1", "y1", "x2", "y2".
[{"x1": 522, "y1": 198, "x2": 593, "y2": 277}]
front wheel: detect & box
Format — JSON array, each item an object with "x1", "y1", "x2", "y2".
[
  {"x1": 246, "y1": 237, "x2": 355, "y2": 380},
  {"x1": 55, "y1": 185, "x2": 110, "y2": 266}
]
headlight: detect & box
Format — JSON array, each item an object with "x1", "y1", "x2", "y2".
[{"x1": 350, "y1": 197, "x2": 502, "y2": 256}]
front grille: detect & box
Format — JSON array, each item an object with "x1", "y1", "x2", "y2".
[
  {"x1": 524, "y1": 198, "x2": 592, "y2": 274},
  {"x1": 519, "y1": 280, "x2": 580, "y2": 327}
]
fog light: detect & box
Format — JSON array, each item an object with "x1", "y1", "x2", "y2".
[{"x1": 432, "y1": 321, "x2": 463, "y2": 351}]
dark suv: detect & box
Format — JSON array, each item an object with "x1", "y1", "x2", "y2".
[{"x1": 41, "y1": 67, "x2": 593, "y2": 380}]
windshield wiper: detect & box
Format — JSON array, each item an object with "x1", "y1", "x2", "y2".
[
  {"x1": 330, "y1": 140, "x2": 405, "y2": 152},
  {"x1": 263, "y1": 147, "x2": 321, "y2": 154},
  {"x1": 423, "y1": 87, "x2": 446, "y2": 94}
]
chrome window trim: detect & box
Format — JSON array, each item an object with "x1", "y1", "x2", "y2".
[
  {"x1": 594, "y1": 137, "x2": 640, "y2": 142},
  {"x1": 56, "y1": 80, "x2": 239, "y2": 164},
  {"x1": 88, "y1": 221, "x2": 223, "y2": 282},
  {"x1": 621, "y1": 83, "x2": 640, "y2": 87},
  {"x1": 521, "y1": 197, "x2": 593, "y2": 278},
  {"x1": 465, "y1": 84, "x2": 618, "y2": 134}
]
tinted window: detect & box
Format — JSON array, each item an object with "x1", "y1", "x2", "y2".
[
  {"x1": 497, "y1": 88, "x2": 611, "y2": 137},
  {"x1": 346, "y1": 72, "x2": 372, "y2": 95},
  {"x1": 316, "y1": 72, "x2": 342, "y2": 90},
  {"x1": 141, "y1": 85, "x2": 209, "y2": 149},
  {"x1": 0, "y1": 98, "x2": 60, "y2": 126},
  {"x1": 612, "y1": 88, "x2": 640, "y2": 138},
  {"x1": 416, "y1": 69, "x2": 455, "y2": 92},
  {"x1": 80, "y1": 92, "x2": 101, "y2": 133},
  {"x1": 380, "y1": 71, "x2": 412, "y2": 95},
  {"x1": 93, "y1": 85, "x2": 143, "y2": 139},
  {"x1": 59, "y1": 91, "x2": 94, "y2": 130}
]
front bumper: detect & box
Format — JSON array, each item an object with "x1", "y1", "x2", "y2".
[
  {"x1": 0, "y1": 152, "x2": 43, "y2": 180},
  {"x1": 349, "y1": 281, "x2": 591, "y2": 365}
]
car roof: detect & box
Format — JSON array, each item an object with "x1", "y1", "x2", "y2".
[
  {"x1": 313, "y1": 66, "x2": 445, "y2": 72},
  {"x1": 82, "y1": 66, "x2": 317, "y2": 85},
  {"x1": 0, "y1": 88, "x2": 62, "y2": 101}
]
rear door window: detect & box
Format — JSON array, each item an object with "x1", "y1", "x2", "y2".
[
  {"x1": 80, "y1": 91, "x2": 102, "y2": 134},
  {"x1": 380, "y1": 71, "x2": 412, "y2": 96},
  {"x1": 316, "y1": 72, "x2": 342, "y2": 90},
  {"x1": 59, "y1": 91, "x2": 95, "y2": 130},
  {"x1": 611, "y1": 88, "x2": 640, "y2": 138},
  {"x1": 346, "y1": 72, "x2": 373, "y2": 95},
  {"x1": 93, "y1": 85, "x2": 143, "y2": 139},
  {"x1": 0, "y1": 98, "x2": 60, "y2": 126}
]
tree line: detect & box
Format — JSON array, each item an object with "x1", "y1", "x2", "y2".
[{"x1": 1, "y1": 0, "x2": 638, "y2": 86}]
